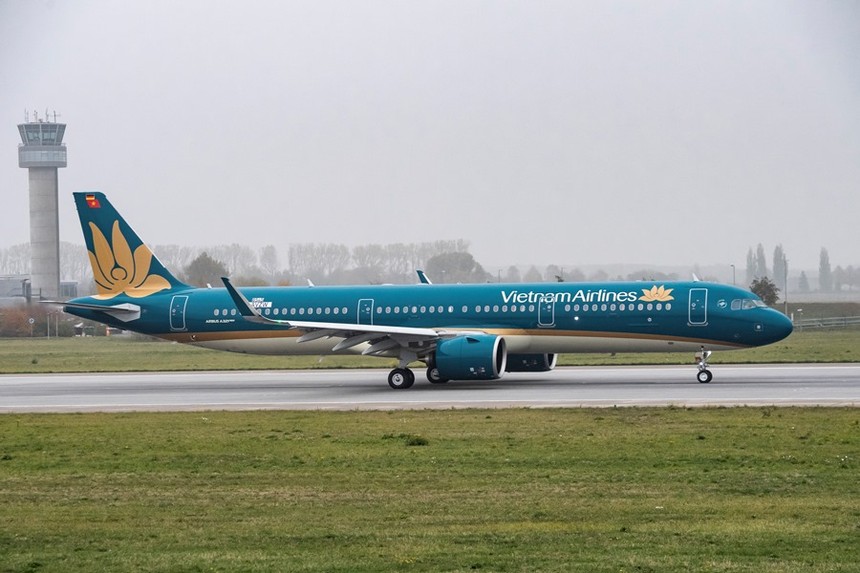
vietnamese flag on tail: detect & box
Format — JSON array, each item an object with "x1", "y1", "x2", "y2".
[{"x1": 85, "y1": 194, "x2": 100, "y2": 208}]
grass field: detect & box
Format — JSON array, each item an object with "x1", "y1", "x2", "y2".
[
  {"x1": 2, "y1": 329, "x2": 858, "y2": 571},
  {"x1": 1, "y1": 408, "x2": 858, "y2": 572},
  {"x1": 1, "y1": 327, "x2": 859, "y2": 374}
]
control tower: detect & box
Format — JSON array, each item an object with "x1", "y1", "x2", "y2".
[{"x1": 17, "y1": 111, "x2": 67, "y2": 300}]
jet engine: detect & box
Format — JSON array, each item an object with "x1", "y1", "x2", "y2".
[{"x1": 434, "y1": 334, "x2": 507, "y2": 380}]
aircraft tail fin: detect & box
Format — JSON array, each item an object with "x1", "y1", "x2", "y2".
[{"x1": 74, "y1": 192, "x2": 188, "y2": 299}]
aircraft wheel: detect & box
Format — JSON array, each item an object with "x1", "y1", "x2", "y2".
[
  {"x1": 427, "y1": 367, "x2": 448, "y2": 384},
  {"x1": 697, "y1": 369, "x2": 713, "y2": 384},
  {"x1": 388, "y1": 368, "x2": 415, "y2": 389}
]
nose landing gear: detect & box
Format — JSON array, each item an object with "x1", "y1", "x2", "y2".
[{"x1": 695, "y1": 347, "x2": 713, "y2": 383}]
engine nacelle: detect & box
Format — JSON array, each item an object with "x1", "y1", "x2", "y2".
[
  {"x1": 435, "y1": 335, "x2": 507, "y2": 380},
  {"x1": 505, "y1": 353, "x2": 558, "y2": 373}
]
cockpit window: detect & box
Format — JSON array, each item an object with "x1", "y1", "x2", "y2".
[{"x1": 732, "y1": 299, "x2": 767, "y2": 310}]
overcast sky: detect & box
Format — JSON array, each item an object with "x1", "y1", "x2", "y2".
[{"x1": 2, "y1": 0, "x2": 858, "y2": 273}]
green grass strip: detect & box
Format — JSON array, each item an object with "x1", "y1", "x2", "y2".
[{"x1": 1, "y1": 408, "x2": 858, "y2": 572}]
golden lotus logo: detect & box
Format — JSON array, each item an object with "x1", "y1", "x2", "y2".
[
  {"x1": 639, "y1": 285, "x2": 674, "y2": 302},
  {"x1": 88, "y1": 221, "x2": 171, "y2": 299}
]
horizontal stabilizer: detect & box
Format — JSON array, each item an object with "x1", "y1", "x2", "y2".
[
  {"x1": 41, "y1": 300, "x2": 142, "y2": 323},
  {"x1": 41, "y1": 300, "x2": 140, "y2": 313}
]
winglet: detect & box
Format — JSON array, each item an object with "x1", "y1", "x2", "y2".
[
  {"x1": 221, "y1": 277, "x2": 270, "y2": 324},
  {"x1": 416, "y1": 269, "x2": 433, "y2": 284}
]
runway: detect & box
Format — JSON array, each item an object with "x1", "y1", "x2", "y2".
[{"x1": 2, "y1": 364, "x2": 859, "y2": 413}]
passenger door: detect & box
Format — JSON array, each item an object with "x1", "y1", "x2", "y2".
[{"x1": 688, "y1": 288, "x2": 708, "y2": 326}]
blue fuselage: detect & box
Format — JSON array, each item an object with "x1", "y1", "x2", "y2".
[{"x1": 66, "y1": 280, "x2": 793, "y2": 356}]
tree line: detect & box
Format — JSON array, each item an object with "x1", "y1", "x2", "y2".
[
  {"x1": 745, "y1": 244, "x2": 858, "y2": 294},
  {"x1": 1, "y1": 240, "x2": 857, "y2": 294},
  {"x1": 0, "y1": 242, "x2": 91, "y2": 284}
]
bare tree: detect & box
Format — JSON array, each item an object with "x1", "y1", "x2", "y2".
[
  {"x1": 259, "y1": 245, "x2": 279, "y2": 278},
  {"x1": 0, "y1": 243, "x2": 30, "y2": 275},
  {"x1": 352, "y1": 244, "x2": 386, "y2": 270},
  {"x1": 59, "y1": 242, "x2": 90, "y2": 283}
]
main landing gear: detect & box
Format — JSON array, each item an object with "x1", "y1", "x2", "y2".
[
  {"x1": 388, "y1": 368, "x2": 415, "y2": 389},
  {"x1": 387, "y1": 366, "x2": 449, "y2": 389},
  {"x1": 695, "y1": 347, "x2": 713, "y2": 383}
]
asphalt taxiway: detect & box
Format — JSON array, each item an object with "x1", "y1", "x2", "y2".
[{"x1": 1, "y1": 364, "x2": 858, "y2": 412}]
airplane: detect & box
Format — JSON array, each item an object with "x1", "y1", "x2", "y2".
[{"x1": 48, "y1": 192, "x2": 793, "y2": 389}]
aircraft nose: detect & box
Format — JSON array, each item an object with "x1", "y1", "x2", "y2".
[{"x1": 766, "y1": 311, "x2": 794, "y2": 343}]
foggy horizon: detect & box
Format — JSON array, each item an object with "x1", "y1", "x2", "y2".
[{"x1": 2, "y1": 1, "x2": 858, "y2": 273}]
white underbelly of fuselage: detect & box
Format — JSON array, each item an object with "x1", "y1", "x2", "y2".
[{"x1": 188, "y1": 333, "x2": 737, "y2": 357}]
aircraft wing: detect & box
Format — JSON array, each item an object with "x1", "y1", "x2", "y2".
[{"x1": 221, "y1": 277, "x2": 457, "y2": 356}]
